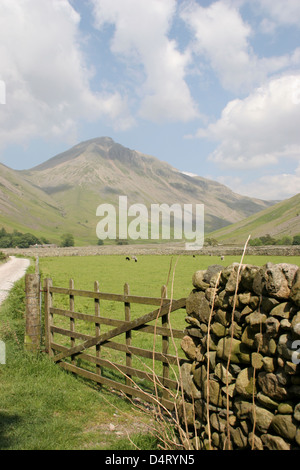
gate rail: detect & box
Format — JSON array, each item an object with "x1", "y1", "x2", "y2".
[{"x1": 43, "y1": 278, "x2": 187, "y2": 410}]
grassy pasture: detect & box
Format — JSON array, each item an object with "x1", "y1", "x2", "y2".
[
  {"x1": 0, "y1": 266, "x2": 158, "y2": 450},
  {"x1": 39, "y1": 253, "x2": 300, "y2": 298},
  {"x1": 1, "y1": 252, "x2": 299, "y2": 450},
  {"x1": 39, "y1": 254, "x2": 194, "y2": 382},
  {"x1": 39, "y1": 253, "x2": 300, "y2": 305},
  {"x1": 39, "y1": 254, "x2": 300, "y2": 381}
]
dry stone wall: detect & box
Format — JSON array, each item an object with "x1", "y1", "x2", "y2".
[
  {"x1": 179, "y1": 262, "x2": 300, "y2": 450},
  {"x1": 3, "y1": 244, "x2": 300, "y2": 258}
]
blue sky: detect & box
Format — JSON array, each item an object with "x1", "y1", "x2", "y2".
[{"x1": 0, "y1": 0, "x2": 300, "y2": 201}]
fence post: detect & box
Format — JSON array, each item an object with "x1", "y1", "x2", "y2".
[
  {"x1": 124, "y1": 283, "x2": 132, "y2": 392},
  {"x1": 44, "y1": 278, "x2": 53, "y2": 356},
  {"x1": 24, "y1": 273, "x2": 41, "y2": 353},
  {"x1": 94, "y1": 281, "x2": 101, "y2": 377},
  {"x1": 69, "y1": 279, "x2": 75, "y2": 365},
  {"x1": 161, "y1": 285, "x2": 170, "y2": 401}
]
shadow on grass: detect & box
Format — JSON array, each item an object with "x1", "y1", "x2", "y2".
[{"x1": 0, "y1": 412, "x2": 22, "y2": 450}]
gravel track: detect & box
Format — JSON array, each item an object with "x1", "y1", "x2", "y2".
[{"x1": 0, "y1": 256, "x2": 30, "y2": 305}]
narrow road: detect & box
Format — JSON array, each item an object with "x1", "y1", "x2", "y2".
[{"x1": 0, "y1": 256, "x2": 30, "y2": 306}]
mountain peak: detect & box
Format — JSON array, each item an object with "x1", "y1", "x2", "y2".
[
  {"x1": 29, "y1": 136, "x2": 118, "y2": 171},
  {"x1": 82, "y1": 136, "x2": 115, "y2": 148},
  {"x1": 1, "y1": 136, "x2": 282, "y2": 244},
  {"x1": 28, "y1": 136, "x2": 158, "y2": 173}
]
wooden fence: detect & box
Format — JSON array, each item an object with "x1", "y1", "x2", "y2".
[{"x1": 42, "y1": 278, "x2": 187, "y2": 410}]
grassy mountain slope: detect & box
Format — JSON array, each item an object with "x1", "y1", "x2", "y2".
[
  {"x1": 210, "y1": 192, "x2": 300, "y2": 244},
  {"x1": 0, "y1": 136, "x2": 280, "y2": 245},
  {"x1": 0, "y1": 163, "x2": 66, "y2": 243},
  {"x1": 20, "y1": 137, "x2": 273, "y2": 244}
]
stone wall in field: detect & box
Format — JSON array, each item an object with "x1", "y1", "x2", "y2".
[
  {"x1": 179, "y1": 262, "x2": 300, "y2": 450},
  {"x1": 3, "y1": 244, "x2": 300, "y2": 258}
]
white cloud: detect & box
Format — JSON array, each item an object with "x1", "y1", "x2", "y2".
[
  {"x1": 252, "y1": 171, "x2": 300, "y2": 200},
  {"x1": 180, "y1": 0, "x2": 300, "y2": 93},
  {"x1": 181, "y1": 0, "x2": 254, "y2": 92},
  {"x1": 0, "y1": 0, "x2": 133, "y2": 152},
  {"x1": 91, "y1": 0, "x2": 199, "y2": 123},
  {"x1": 255, "y1": 0, "x2": 300, "y2": 27},
  {"x1": 215, "y1": 170, "x2": 300, "y2": 200},
  {"x1": 197, "y1": 74, "x2": 300, "y2": 170}
]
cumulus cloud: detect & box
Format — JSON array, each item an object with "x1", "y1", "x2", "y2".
[
  {"x1": 215, "y1": 170, "x2": 300, "y2": 200},
  {"x1": 180, "y1": 0, "x2": 254, "y2": 92},
  {"x1": 251, "y1": 171, "x2": 300, "y2": 200},
  {"x1": 197, "y1": 74, "x2": 300, "y2": 170},
  {"x1": 0, "y1": 0, "x2": 133, "y2": 151},
  {"x1": 180, "y1": 0, "x2": 300, "y2": 93},
  {"x1": 217, "y1": 165, "x2": 300, "y2": 200},
  {"x1": 90, "y1": 0, "x2": 199, "y2": 123},
  {"x1": 255, "y1": 0, "x2": 300, "y2": 27}
]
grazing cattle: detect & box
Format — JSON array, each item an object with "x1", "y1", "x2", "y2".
[
  {"x1": 220, "y1": 255, "x2": 224, "y2": 261},
  {"x1": 132, "y1": 256, "x2": 138, "y2": 262},
  {"x1": 126, "y1": 256, "x2": 130, "y2": 261}
]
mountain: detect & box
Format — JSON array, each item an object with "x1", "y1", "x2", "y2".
[
  {"x1": 0, "y1": 162, "x2": 65, "y2": 240},
  {"x1": 210, "y1": 192, "x2": 300, "y2": 244},
  {"x1": 0, "y1": 136, "x2": 275, "y2": 245}
]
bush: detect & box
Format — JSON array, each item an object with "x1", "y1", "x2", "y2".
[
  {"x1": 275, "y1": 236, "x2": 293, "y2": 245},
  {"x1": 249, "y1": 234, "x2": 295, "y2": 246},
  {"x1": 205, "y1": 238, "x2": 218, "y2": 246},
  {"x1": 259, "y1": 234, "x2": 276, "y2": 245},
  {"x1": 60, "y1": 233, "x2": 74, "y2": 247},
  {"x1": 293, "y1": 234, "x2": 300, "y2": 245},
  {"x1": 0, "y1": 227, "x2": 42, "y2": 248},
  {"x1": 249, "y1": 238, "x2": 263, "y2": 246}
]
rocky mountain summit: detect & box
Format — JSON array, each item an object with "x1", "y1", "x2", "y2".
[{"x1": 0, "y1": 136, "x2": 279, "y2": 244}]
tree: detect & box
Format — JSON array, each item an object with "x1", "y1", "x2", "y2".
[
  {"x1": 0, "y1": 228, "x2": 7, "y2": 238},
  {"x1": 61, "y1": 233, "x2": 74, "y2": 247},
  {"x1": 18, "y1": 233, "x2": 41, "y2": 248},
  {"x1": 0, "y1": 227, "x2": 42, "y2": 248},
  {"x1": 249, "y1": 238, "x2": 263, "y2": 246},
  {"x1": 276, "y1": 236, "x2": 292, "y2": 246},
  {"x1": 292, "y1": 234, "x2": 300, "y2": 245},
  {"x1": 0, "y1": 236, "x2": 12, "y2": 248},
  {"x1": 259, "y1": 234, "x2": 276, "y2": 245}
]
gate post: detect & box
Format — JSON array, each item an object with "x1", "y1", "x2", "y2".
[
  {"x1": 44, "y1": 278, "x2": 53, "y2": 356},
  {"x1": 24, "y1": 273, "x2": 41, "y2": 353},
  {"x1": 161, "y1": 285, "x2": 170, "y2": 401}
]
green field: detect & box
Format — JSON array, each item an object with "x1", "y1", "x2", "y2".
[
  {"x1": 39, "y1": 253, "x2": 300, "y2": 302},
  {"x1": 1, "y1": 253, "x2": 300, "y2": 450},
  {"x1": 39, "y1": 254, "x2": 300, "y2": 331},
  {"x1": 38, "y1": 254, "x2": 300, "y2": 375},
  {"x1": 39, "y1": 254, "x2": 197, "y2": 381}
]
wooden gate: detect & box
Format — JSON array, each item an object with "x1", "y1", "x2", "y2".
[{"x1": 43, "y1": 279, "x2": 187, "y2": 410}]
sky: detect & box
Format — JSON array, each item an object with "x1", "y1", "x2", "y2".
[{"x1": 0, "y1": 0, "x2": 300, "y2": 201}]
